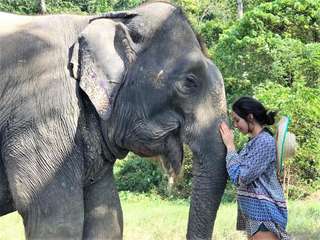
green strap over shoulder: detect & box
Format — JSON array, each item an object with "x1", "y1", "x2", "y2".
[{"x1": 278, "y1": 116, "x2": 291, "y2": 173}]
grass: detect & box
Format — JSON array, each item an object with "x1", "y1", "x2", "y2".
[{"x1": 0, "y1": 192, "x2": 319, "y2": 240}]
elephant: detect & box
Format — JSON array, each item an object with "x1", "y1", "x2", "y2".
[{"x1": 0, "y1": 1, "x2": 227, "y2": 239}]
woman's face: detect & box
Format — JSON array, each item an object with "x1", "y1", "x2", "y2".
[{"x1": 231, "y1": 111, "x2": 249, "y2": 134}]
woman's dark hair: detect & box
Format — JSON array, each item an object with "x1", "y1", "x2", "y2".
[{"x1": 232, "y1": 96, "x2": 277, "y2": 126}]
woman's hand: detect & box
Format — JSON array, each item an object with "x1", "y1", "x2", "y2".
[{"x1": 219, "y1": 121, "x2": 236, "y2": 152}]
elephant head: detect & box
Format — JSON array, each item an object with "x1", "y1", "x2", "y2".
[{"x1": 71, "y1": 1, "x2": 227, "y2": 239}]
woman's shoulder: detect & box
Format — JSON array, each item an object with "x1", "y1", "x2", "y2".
[{"x1": 250, "y1": 131, "x2": 276, "y2": 148}]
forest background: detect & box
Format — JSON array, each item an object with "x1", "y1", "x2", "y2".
[{"x1": 1, "y1": 0, "x2": 319, "y2": 201}]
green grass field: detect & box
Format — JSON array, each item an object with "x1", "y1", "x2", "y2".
[{"x1": 0, "y1": 193, "x2": 319, "y2": 240}]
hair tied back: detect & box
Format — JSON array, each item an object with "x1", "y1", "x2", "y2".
[{"x1": 265, "y1": 110, "x2": 277, "y2": 125}]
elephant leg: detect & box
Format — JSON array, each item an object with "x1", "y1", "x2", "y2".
[
  {"x1": 0, "y1": 162, "x2": 15, "y2": 216},
  {"x1": 0, "y1": 182, "x2": 15, "y2": 216},
  {"x1": 6, "y1": 163, "x2": 85, "y2": 239},
  {"x1": 22, "y1": 177, "x2": 84, "y2": 239},
  {"x1": 3, "y1": 131, "x2": 85, "y2": 239},
  {"x1": 83, "y1": 164, "x2": 123, "y2": 240}
]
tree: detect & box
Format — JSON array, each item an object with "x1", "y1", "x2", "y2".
[
  {"x1": 236, "y1": 0, "x2": 243, "y2": 18},
  {"x1": 38, "y1": 0, "x2": 46, "y2": 14}
]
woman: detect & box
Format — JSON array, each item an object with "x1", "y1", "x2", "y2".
[{"x1": 219, "y1": 96, "x2": 290, "y2": 240}]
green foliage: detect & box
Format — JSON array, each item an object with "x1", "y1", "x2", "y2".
[
  {"x1": 221, "y1": 181, "x2": 237, "y2": 202},
  {"x1": 256, "y1": 80, "x2": 320, "y2": 199},
  {"x1": 161, "y1": 145, "x2": 193, "y2": 199},
  {"x1": 115, "y1": 146, "x2": 195, "y2": 199},
  {"x1": 243, "y1": 0, "x2": 273, "y2": 11},
  {"x1": 46, "y1": 0, "x2": 83, "y2": 14},
  {"x1": 173, "y1": 0, "x2": 236, "y2": 47},
  {"x1": 112, "y1": 0, "x2": 143, "y2": 10},
  {"x1": 224, "y1": 0, "x2": 320, "y2": 43},
  {"x1": 0, "y1": 0, "x2": 38, "y2": 14},
  {"x1": 47, "y1": 0, "x2": 143, "y2": 14},
  {"x1": 115, "y1": 153, "x2": 164, "y2": 193},
  {"x1": 199, "y1": 19, "x2": 229, "y2": 49},
  {"x1": 214, "y1": 0, "x2": 320, "y2": 97},
  {"x1": 0, "y1": 0, "x2": 143, "y2": 14},
  {"x1": 261, "y1": 0, "x2": 320, "y2": 43}
]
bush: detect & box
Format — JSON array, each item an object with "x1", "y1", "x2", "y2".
[
  {"x1": 115, "y1": 153, "x2": 164, "y2": 193},
  {"x1": 0, "y1": 0, "x2": 38, "y2": 14},
  {"x1": 255, "y1": 80, "x2": 320, "y2": 199},
  {"x1": 46, "y1": 0, "x2": 83, "y2": 14},
  {"x1": 115, "y1": 146, "x2": 195, "y2": 199},
  {"x1": 112, "y1": 0, "x2": 143, "y2": 11},
  {"x1": 214, "y1": 0, "x2": 320, "y2": 98},
  {"x1": 160, "y1": 145, "x2": 193, "y2": 199},
  {"x1": 0, "y1": 0, "x2": 143, "y2": 14},
  {"x1": 199, "y1": 20, "x2": 229, "y2": 49}
]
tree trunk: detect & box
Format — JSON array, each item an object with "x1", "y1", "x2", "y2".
[
  {"x1": 286, "y1": 167, "x2": 291, "y2": 198},
  {"x1": 282, "y1": 166, "x2": 287, "y2": 195},
  {"x1": 236, "y1": 0, "x2": 244, "y2": 19},
  {"x1": 38, "y1": 0, "x2": 47, "y2": 14}
]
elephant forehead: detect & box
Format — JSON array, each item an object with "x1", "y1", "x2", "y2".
[
  {"x1": 130, "y1": 3, "x2": 179, "y2": 39},
  {"x1": 137, "y1": 2, "x2": 176, "y2": 22}
]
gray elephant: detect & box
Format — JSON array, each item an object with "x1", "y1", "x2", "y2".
[{"x1": 0, "y1": 1, "x2": 227, "y2": 239}]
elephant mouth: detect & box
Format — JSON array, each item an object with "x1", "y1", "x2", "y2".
[
  {"x1": 125, "y1": 125, "x2": 183, "y2": 175},
  {"x1": 160, "y1": 134, "x2": 184, "y2": 175},
  {"x1": 132, "y1": 146, "x2": 156, "y2": 157},
  {"x1": 129, "y1": 132, "x2": 184, "y2": 175},
  {"x1": 122, "y1": 112, "x2": 184, "y2": 174}
]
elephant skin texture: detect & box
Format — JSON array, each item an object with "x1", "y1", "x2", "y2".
[{"x1": 0, "y1": 1, "x2": 227, "y2": 239}]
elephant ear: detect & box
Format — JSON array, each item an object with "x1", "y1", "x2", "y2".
[{"x1": 71, "y1": 19, "x2": 136, "y2": 120}]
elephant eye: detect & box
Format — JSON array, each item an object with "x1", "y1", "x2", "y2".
[
  {"x1": 176, "y1": 74, "x2": 199, "y2": 95},
  {"x1": 185, "y1": 74, "x2": 198, "y2": 88}
]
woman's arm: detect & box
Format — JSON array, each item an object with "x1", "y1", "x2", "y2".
[{"x1": 226, "y1": 136, "x2": 276, "y2": 186}]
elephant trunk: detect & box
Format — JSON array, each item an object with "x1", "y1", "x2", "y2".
[{"x1": 186, "y1": 103, "x2": 228, "y2": 239}]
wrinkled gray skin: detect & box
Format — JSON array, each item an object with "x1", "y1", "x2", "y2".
[{"x1": 0, "y1": 2, "x2": 227, "y2": 240}]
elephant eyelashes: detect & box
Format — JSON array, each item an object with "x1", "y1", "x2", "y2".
[{"x1": 176, "y1": 74, "x2": 199, "y2": 95}]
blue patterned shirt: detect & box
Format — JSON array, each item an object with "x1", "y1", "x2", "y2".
[{"x1": 226, "y1": 130, "x2": 288, "y2": 231}]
